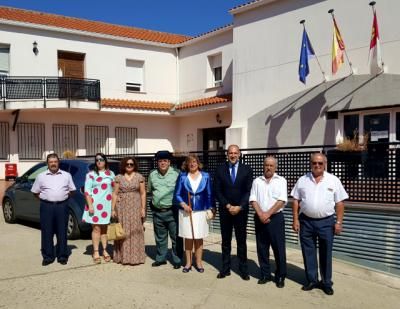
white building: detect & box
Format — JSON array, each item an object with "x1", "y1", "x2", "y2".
[
  {"x1": 0, "y1": 6, "x2": 233, "y2": 177},
  {"x1": 1, "y1": 0, "x2": 400, "y2": 177}
]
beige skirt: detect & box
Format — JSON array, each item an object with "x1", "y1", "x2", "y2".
[{"x1": 178, "y1": 210, "x2": 209, "y2": 239}]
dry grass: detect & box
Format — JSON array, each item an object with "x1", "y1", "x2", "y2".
[{"x1": 336, "y1": 132, "x2": 369, "y2": 152}]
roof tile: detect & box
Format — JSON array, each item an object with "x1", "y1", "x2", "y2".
[
  {"x1": 101, "y1": 98, "x2": 174, "y2": 111},
  {"x1": 0, "y1": 6, "x2": 191, "y2": 44},
  {"x1": 175, "y1": 94, "x2": 232, "y2": 110}
]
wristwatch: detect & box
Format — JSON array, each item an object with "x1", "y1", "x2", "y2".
[{"x1": 336, "y1": 221, "x2": 342, "y2": 225}]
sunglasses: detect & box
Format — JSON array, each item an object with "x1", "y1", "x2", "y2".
[
  {"x1": 96, "y1": 158, "x2": 105, "y2": 162},
  {"x1": 312, "y1": 161, "x2": 324, "y2": 166},
  {"x1": 126, "y1": 163, "x2": 135, "y2": 167}
]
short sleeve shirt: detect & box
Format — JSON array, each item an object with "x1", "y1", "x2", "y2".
[
  {"x1": 249, "y1": 174, "x2": 287, "y2": 212},
  {"x1": 31, "y1": 169, "x2": 76, "y2": 202},
  {"x1": 147, "y1": 167, "x2": 179, "y2": 208},
  {"x1": 290, "y1": 171, "x2": 348, "y2": 218}
]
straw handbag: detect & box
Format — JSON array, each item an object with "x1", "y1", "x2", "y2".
[{"x1": 107, "y1": 218, "x2": 126, "y2": 241}]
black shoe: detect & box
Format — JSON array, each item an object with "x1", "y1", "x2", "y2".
[
  {"x1": 323, "y1": 287, "x2": 334, "y2": 296},
  {"x1": 257, "y1": 277, "x2": 271, "y2": 284},
  {"x1": 302, "y1": 282, "x2": 319, "y2": 291},
  {"x1": 240, "y1": 273, "x2": 250, "y2": 281},
  {"x1": 193, "y1": 265, "x2": 205, "y2": 273},
  {"x1": 42, "y1": 259, "x2": 54, "y2": 266},
  {"x1": 173, "y1": 264, "x2": 181, "y2": 269},
  {"x1": 58, "y1": 259, "x2": 68, "y2": 265},
  {"x1": 152, "y1": 261, "x2": 167, "y2": 267},
  {"x1": 275, "y1": 277, "x2": 285, "y2": 288},
  {"x1": 182, "y1": 266, "x2": 192, "y2": 273},
  {"x1": 216, "y1": 271, "x2": 231, "y2": 279}
]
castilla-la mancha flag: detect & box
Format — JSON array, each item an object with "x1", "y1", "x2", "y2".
[
  {"x1": 369, "y1": 10, "x2": 383, "y2": 74},
  {"x1": 331, "y1": 17, "x2": 345, "y2": 75}
]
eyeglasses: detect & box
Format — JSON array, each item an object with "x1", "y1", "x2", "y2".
[
  {"x1": 126, "y1": 163, "x2": 134, "y2": 167},
  {"x1": 96, "y1": 158, "x2": 105, "y2": 162},
  {"x1": 312, "y1": 161, "x2": 324, "y2": 166}
]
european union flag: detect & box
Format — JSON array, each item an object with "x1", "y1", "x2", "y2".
[{"x1": 299, "y1": 29, "x2": 315, "y2": 84}]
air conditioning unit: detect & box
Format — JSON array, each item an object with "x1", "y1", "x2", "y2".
[{"x1": 214, "y1": 81, "x2": 222, "y2": 87}]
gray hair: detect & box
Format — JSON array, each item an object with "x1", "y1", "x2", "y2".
[
  {"x1": 310, "y1": 153, "x2": 327, "y2": 163},
  {"x1": 264, "y1": 156, "x2": 278, "y2": 168}
]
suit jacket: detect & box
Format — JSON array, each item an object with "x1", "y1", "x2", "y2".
[
  {"x1": 214, "y1": 162, "x2": 253, "y2": 212},
  {"x1": 173, "y1": 171, "x2": 215, "y2": 211}
]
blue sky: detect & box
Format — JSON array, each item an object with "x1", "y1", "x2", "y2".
[{"x1": 0, "y1": 0, "x2": 247, "y2": 36}]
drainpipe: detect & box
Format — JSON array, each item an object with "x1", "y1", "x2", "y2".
[{"x1": 175, "y1": 47, "x2": 180, "y2": 106}]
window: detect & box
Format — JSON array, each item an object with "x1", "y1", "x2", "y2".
[
  {"x1": 208, "y1": 53, "x2": 222, "y2": 87},
  {"x1": 343, "y1": 114, "x2": 359, "y2": 139},
  {"x1": 0, "y1": 122, "x2": 9, "y2": 159},
  {"x1": 85, "y1": 125, "x2": 109, "y2": 155},
  {"x1": 23, "y1": 163, "x2": 46, "y2": 182},
  {"x1": 396, "y1": 112, "x2": 400, "y2": 141},
  {"x1": 126, "y1": 59, "x2": 144, "y2": 92},
  {"x1": 53, "y1": 124, "x2": 78, "y2": 157},
  {"x1": 0, "y1": 45, "x2": 10, "y2": 76},
  {"x1": 115, "y1": 127, "x2": 137, "y2": 155},
  {"x1": 17, "y1": 123, "x2": 45, "y2": 160}
]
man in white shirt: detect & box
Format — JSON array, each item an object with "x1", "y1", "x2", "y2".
[
  {"x1": 291, "y1": 153, "x2": 348, "y2": 296},
  {"x1": 250, "y1": 156, "x2": 287, "y2": 288}
]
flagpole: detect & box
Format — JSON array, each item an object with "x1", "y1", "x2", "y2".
[
  {"x1": 328, "y1": 9, "x2": 354, "y2": 75},
  {"x1": 300, "y1": 20, "x2": 326, "y2": 82},
  {"x1": 369, "y1": 1, "x2": 384, "y2": 73}
]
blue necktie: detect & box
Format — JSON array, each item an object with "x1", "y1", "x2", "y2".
[{"x1": 230, "y1": 164, "x2": 236, "y2": 184}]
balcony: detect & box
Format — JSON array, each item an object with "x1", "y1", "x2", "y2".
[{"x1": 0, "y1": 76, "x2": 101, "y2": 110}]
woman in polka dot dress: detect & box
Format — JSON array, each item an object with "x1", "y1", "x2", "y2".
[{"x1": 83, "y1": 153, "x2": 115, "y2": 264}]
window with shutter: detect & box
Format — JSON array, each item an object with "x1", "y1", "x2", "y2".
[
  {"x1": 57, "y1": 51, "x2": 85, "y2": 79},
  {"x1": 126, "y1": 59, "x2": 144, "y2": 92}
]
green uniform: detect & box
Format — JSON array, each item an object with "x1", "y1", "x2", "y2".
[{"x1": 148, "y1": 167, "x2": 181, "y2": 264}]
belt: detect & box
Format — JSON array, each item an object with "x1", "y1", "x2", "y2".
[
  {"x1": 300, "y1": 213, "x2": 333, "y2": 221},
  {"x1": 153, "y1": 207, "x2": 172, "y2": 212},
  {"x1": 40, "y1": 199, "x2": 68, "y2": 205}
]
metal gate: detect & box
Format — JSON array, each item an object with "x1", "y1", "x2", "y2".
[
  {"x1": 85, "y1": 125, "x2": 108, "y2": 155},
  {"x1": 0, "y1": 122, "x2": 9, "y2": 159},
  {"x1": 53, "y1": 124, "x2": 78, "y2": 156},
  {"x1": 16, "y1": 122, "x2": 45, "y2": 159}
]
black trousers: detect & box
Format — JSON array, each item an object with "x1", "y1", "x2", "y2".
[
  {"x1": 254, "y1": 212, "x2": 287, "y2": 279},
  {"x1": 40, "y1": 199, "x2": 69, "y2": 262},
  {"x1": 219, "y1": 208, "x2": 248, "y2": 275}
]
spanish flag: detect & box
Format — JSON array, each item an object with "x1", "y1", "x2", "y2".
[
  {"x1": 331, "y1": 17, "x2": 345, "y2": 75},
  {"x1": 369, "y1": 10, "x2": 383, "y2": 75}
]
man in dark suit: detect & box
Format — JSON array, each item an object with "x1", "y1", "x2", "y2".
[{"x1": 214, "y1": 144, "x2": 253, "y2": 280}]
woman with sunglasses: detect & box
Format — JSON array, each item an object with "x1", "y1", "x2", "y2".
[
  {"x1": 112, "y1": 157, "x2": 146, "y2": 265},
  {"x1": 83, "y1": 153, "x2": 115, "y2": 264}
]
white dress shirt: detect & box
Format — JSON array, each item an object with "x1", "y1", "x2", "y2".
[
  {"x1": 249, "y1": 173, "x2": 287, "y2": 212},
  {"x1": 290, "y1": 171, "x2": 348, "y2": 218}
]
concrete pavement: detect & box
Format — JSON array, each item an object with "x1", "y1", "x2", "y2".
[{"x1": 0, "y1": 209, "x2": 399, "y2": 309}]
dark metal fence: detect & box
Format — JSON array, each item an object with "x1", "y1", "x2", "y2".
[
  {"x1": 81, "y1": 144, "x2": 400, "y2": 273},
  {"x1": 0, "y1": 76, "x2": 100, "y2": 105}
]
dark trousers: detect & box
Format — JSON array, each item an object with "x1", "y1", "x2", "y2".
[
  {"x1": 40, "y1": 199, "x2": 69, "y2": 262},
  {"x1": 299, "y1": 214, "x2": 335, "y2": 288},
  {"x1": 219, "y1": 208, "x2": 248, "y2": 275},
  {"x1": 152, "y1": 207, "x2": 182, "y2": 264},
  {"x1": 254, "y1": 212, "x2": 287, "y2": 279}
]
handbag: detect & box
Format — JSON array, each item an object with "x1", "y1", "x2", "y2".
[
  {"x1": 206, "y1": 209, "x2": 214, "y2": 221},
  {"x1": 107, "y1": 218, "x2": 126, "y2": 241}
]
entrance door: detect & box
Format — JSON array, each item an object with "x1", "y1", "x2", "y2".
[
  {"x1": 363, "y1": 113, "x2": 390, "y2": 177},
  {"x1": 202, "y1": 127, "x2": 226, "y2": 151},
  {"x1": 58, "y1": 51, "x2": 85, "y2": 79}
]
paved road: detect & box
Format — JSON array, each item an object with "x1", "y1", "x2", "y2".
[{"x1": 0, "y1": 180, "x2": 399, "y2": 308}]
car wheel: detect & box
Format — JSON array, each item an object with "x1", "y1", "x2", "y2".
[
  {"x1": 3, "y1": 198, "x2": 16, "y2": 223},
  {"x1": 67, "y1": 210, "x2": 80, "y2": 240}
]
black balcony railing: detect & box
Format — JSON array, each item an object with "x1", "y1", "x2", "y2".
[{"x1": 0, "y1": 76, "x2": 101, "y2": 105}]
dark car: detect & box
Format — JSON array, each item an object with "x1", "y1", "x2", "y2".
[{"x1": 2, "y1": 159, "x2": 120, "y2": 239}]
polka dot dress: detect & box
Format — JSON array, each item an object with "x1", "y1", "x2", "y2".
[{"x1": 82, "y1": 169, "x2": 115, "y2": 225}]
